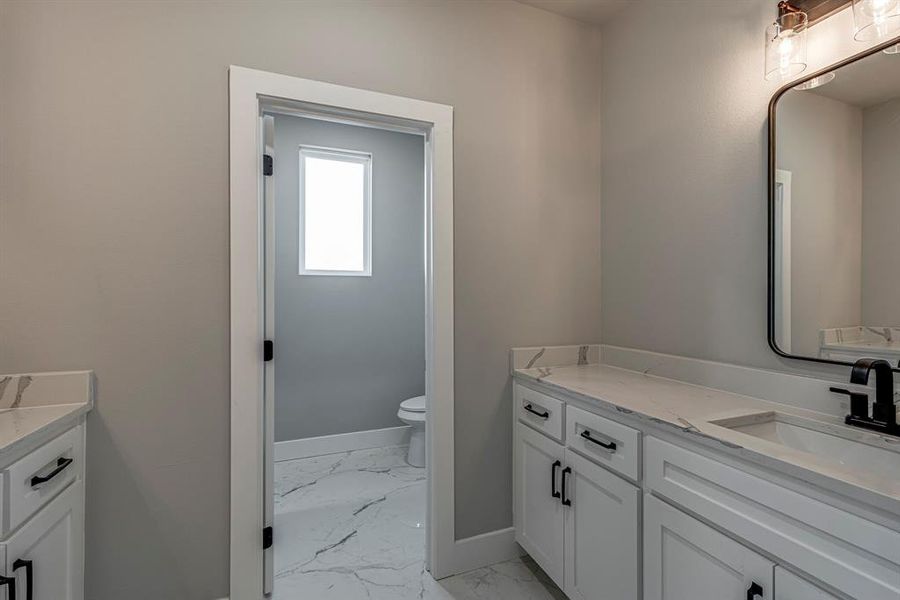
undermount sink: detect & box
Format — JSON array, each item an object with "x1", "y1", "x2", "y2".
[{"x1": 710, "y1": 412, "x2": 900, "y2": 481}]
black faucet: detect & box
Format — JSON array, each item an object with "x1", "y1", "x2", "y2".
[{"x1": 831, "y1": 358, "x2": 899, "y2": 436}]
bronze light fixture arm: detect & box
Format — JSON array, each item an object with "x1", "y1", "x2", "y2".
[{"x1": 778, "y1": 0, "x2": 853, "y2": 26}]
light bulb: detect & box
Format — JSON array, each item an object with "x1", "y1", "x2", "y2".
[
  {"x1": 778, "y1": 35, "x2": 794, "y2": 55},
  {"x1": 765, "y1": 13, "x2": 808, "y2": 82}
]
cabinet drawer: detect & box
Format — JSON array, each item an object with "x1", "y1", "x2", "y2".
[
  {"x1": 566, "y1": 405, "x2": 640, "y2": 481},
  {"x1": 515, "y1": 384, "x2": 564, "y2": 442},
  {"x1": 5, "y1": 426, "x2": 83, "y2": 535},
  {"x1": 646, "y1": 436, "x2": 900, "y2": 600}
]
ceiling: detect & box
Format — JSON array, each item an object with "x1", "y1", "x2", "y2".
[
  {"x1": 516, "y1": 0, "x2": 632, "y2": 26},
  {"x1": 805, "y1": 49, "x2": 900, "y2": 108}
]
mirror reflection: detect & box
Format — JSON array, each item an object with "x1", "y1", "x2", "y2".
[{"x1": 773, "y1": 47, "x2": 900, "y2": 368}]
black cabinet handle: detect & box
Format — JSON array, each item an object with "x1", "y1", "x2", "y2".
[
  {"x1": 746, "y1": 582, "x2": 763, "y2": 600},
  {"x1": 523, "y1": 404, "x2": 549, "y2": 419},
  {"x1": 550, "y1": 460, "x2": 561, "y2": 499},
  {"x1": 561, "y1": 467, "x2": 572, "y2": 506},
  {"x1": 0, "y1": 574, "x2": 16, "y2": 600},
  {"x1": 30, "y1": 457, "x2": 74, "y2": 487},
  {"x1": 580, "y1": 430, "x2": 616, "y2": 452},
  {"x1": 12, "y1": 560, "x2": 31, "y2": 600}
]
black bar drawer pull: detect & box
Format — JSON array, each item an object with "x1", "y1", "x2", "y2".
[
  {"x1": 580, "y1": 430, "x2": 616, "y2": 452},
  {"x1": 13, "y1": 560, "x2": 31, "y2": 600},
  {"x1": 523, "y1": 404, "x2": 549, "y2": 419},
  {"x1": 746, "y1": 582, "x2": 763, "y2": 600},
  {"x1": 0, "y1": 574, "x2": 15, "y2": 600},
  {"x1": 550, "y1": 460, "x2": 561, "y2": 499},
  {"x1": 31, "y1": 457, "x2": 74, "y2": 487}
]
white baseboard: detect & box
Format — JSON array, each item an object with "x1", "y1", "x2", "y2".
[
  {"x1": 444, "y1": 527, "x2": 524, "y2": 577},
  {"x1": 275, "y1": 425, "x2": 411, "y2": 461}
]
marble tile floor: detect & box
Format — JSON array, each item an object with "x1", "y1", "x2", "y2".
[{"x1": 273, "y1": 444, "x2": 567, "y2": 600}]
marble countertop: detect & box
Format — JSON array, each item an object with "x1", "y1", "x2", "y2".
[
  {"x1": 0, "y1": 371, "x2": 93, "y2": 463},
  {"x1": 820, "y1": 326, "x2": 900, "y2": 356},
  {"x1": 822, "y1": 340, "x2": 900, "y2": 354},
  {"x1": 514, "y1": 363, "x2": 900, "y2": 517},
  {"x1": 0, "y1": 403, "x2": 92, "y2": 463}
]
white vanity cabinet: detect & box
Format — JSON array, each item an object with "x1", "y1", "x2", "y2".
[
  {"x1": 644, "y1": 494, "x2": 773, "y2": 600},
  {"x1": 513, "y1": 384, "x2": 641, "y2": 599},
  {"x1": 645, "y1": 436, "x2": 900, "y2": 600},
  {"x1": 514, "y1": 422, "x2": 566, "y2": 584},
  {"x1": 512, "y1": 377, "x2": 900, "y2": 600},
  {"x1": 1, "y1": 481, "x2": 84, "y2": 600},
  {"x1": 0, "y1": 425, "x2": 85, "y2": 600}
]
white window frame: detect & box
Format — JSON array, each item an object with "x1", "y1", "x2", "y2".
[{"x1": 298, "y1": 145, "x2": 373, "y2": 277}]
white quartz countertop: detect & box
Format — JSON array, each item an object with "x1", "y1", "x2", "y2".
[
  {"x1": 514, "y1": 363, "x2": 900, "y2": 517},
  {"x1": 0, "y1": 403, "x2": 91, "y2": 463},
  {"x1": 0, "y1": 371, "x2": 93, "y2": 463},
  {"x1": 822, "y1": 340, "x2": 900, "y2": 354}
]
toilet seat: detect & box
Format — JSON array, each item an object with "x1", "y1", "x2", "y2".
[{"x1": 400, "y1": 395, "x2": 426, "y2": 413}]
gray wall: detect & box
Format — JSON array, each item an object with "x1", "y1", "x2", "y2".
[
  {"x1": 777, "y1": 91, "x2": 863, "y2": 356},
  {"x1": 600, "y1": 0, "x2": 873, "y2": 379},
  {"x1": 0, "y1": 1, "x2": 602, "y2": 597},
  {"x1": 273, "y1": 115, "x2": 425, "y2": 442},
  {"x1": 862, "y1": 98, "x2": 900, "y2": 326}
]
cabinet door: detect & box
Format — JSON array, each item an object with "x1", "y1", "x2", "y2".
[
  {"x1": 774, "y1": 567, "x2": 841, "y2": 600},
  {"x1": 3, "y1": 481, "x2": 84, "y2": 600},
  {"x1": 563, "y1": 449, "x2": 640, "y2": 600},
  {"x1": 514, "y1": 423, "x2": 565, "y2": 587},
  {"x1": 644, "y1": 494, "x2": 773, "y2": 600}
]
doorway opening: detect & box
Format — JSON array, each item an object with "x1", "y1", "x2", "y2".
[
  {"x1": 264, "y1": 109, "x2": 430, "y2": 597},
  {"x1": 229, "y1": 67, "x2": 455, "y2": 600}
]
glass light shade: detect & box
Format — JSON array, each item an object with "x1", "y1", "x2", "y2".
[
  {"x1": 852, "y1": 0, "x2": 900, "y2": 41},
  {"x1": 765, "y1": 12, "x2": 809, "y2": 82},
  {"x1": 793, "y1": 72, "x2": 836, "y2": 90}
]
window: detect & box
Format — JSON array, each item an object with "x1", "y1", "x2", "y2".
[{"x1": 298, "y1": 146, "x2": 372, "y2": 276}]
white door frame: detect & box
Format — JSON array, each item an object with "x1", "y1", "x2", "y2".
[
  {"x1": 775, "y1": 169, "x2": 792, "y2": 354},
  {"x1": 229, "y1": 66, "x2": 455, "y2": 599}
]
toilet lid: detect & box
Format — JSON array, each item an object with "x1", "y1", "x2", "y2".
[{"x1": 400, "y1": 395, "x2": 426, "y2": 413}]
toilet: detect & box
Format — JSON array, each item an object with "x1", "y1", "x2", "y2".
[{"x1": 397, "y1": 395, "x2": 426, "y2": 467}]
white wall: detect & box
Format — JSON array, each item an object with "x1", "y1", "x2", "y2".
[
  {"x1": 0, "y1": 1, "x2": 602, "y2": 597},
  {"x1": 273, "y1": 115, "x2": 425, "y2": 442},
  {"x1": 601, "y1": 0, "x2": 884, "y2": 377},
  {"x1": 862, "y1": 98, "x2": 900, "y2": 326},
  {"x1": 776, "y1": 91, "x2": 863, "y2": 356}
]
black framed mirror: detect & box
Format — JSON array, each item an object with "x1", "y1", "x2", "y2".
[{"x1": 768, "y1": 36, "x2": 900, "y2": 373}]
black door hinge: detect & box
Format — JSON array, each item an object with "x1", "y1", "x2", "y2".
[
  {"x1": 263, "y1": 526, "x2": 273, "y2": 550},
  {"x1": 264, "y1": 340, "x2": 274, "y2": 362},
  {"x1": 263, "y1": 154, "x2": 273, "y2": 176}
]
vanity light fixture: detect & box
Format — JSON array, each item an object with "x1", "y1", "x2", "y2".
[
  {"x1": 852, "y1": 0, "x2": 900, "y2": 41},
  {"x1": 766, "y1": 9, "x2": 809, "y2": 81},
  {"x1": 793, "y1": 71, "x2": 837, "y2": 88}
]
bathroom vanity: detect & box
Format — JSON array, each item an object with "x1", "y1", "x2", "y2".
[
  {"x1": 510, "y1": 351, "x2": 900, "y2": 600},
  {"x1": 0, "y1": 372, "x2": 92, "y2": 600}
]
